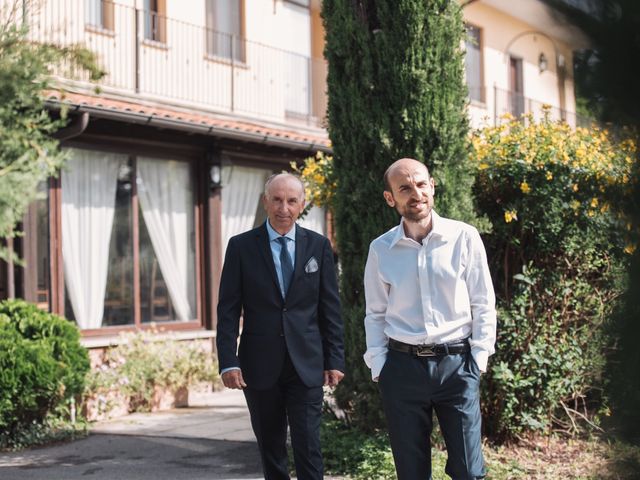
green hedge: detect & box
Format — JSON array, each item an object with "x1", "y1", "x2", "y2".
[
  {"x1": 471, "y1": 114, "x2": 634, "y2": 441},
  {"x1": 0, "y1": 299, "x2": 88, "y2": 444}
]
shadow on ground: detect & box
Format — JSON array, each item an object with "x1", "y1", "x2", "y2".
[{"x1": 0, "y1": 433, "x2": 263, "y2": 480}]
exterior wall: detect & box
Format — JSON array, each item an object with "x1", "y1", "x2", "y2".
[
  {"x1": 23, "y1": 0, "x2": 323, "y2": 126},
  {"x1": 463, "y1": 1, "x2": 579, "y2": 127},
  {"x1": 1, "y1": 0, "x2": 586, "y2": 338}
]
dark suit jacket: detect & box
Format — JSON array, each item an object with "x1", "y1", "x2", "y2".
[{"x1": 216, "y1": 223, "x2": 344, "y2": 390}]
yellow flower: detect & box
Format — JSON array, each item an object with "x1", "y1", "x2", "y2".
[
  {"x1": 504, "y1": 210, "x2": 518, "y2": 223},
  {"x1": 520, "y1": 182, "x2": 531, "y2": 194},
  {"x1": 570, "y1": 200, "x2": 580, "y2": 210},
  {"x1": 478, "y1": 163, "x2": 490, "y2": 170},
  {"x1": 590, "y1": 198, "x2": 599, "y2": 208},
  {"x1": 546, "y1": 171, "x2": 553, "y2": 181},
  {"x1": 624, "y1": 244, "x2": 637, "y2": 255},
  {"x1": 572, "y1": 184, "x2": 579, "y2": 192}
]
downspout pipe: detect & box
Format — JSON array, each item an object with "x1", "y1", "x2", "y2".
[{"x1": 53, "y1": 111, "x2": 90, "y2": 141}]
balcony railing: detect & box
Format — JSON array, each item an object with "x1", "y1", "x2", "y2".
[
  {"x1": 22, "y1": 0, "x2": 328, "y2": 127},
  {"x1": 468, "y1": 85, "x2": 594, "y2": 129}
]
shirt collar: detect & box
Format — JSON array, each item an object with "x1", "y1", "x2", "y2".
[
  {"x1": 389, "y1": 210, "x2": 444, "y2": 249},
  {"x1": 266, "y1": 220, "x2": 296, "y2": 243}
]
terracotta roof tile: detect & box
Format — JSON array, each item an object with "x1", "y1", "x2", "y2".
[{"x1": 46, "y1": 91, "x2": 331, "y2": 150}]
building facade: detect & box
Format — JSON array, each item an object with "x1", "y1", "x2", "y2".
[
  {"x1": 0, "y1": 0, "x2": 586, "y2": 346},
  {"x1": 462, "y1": 0, "x2": 588, "y2": 128}
]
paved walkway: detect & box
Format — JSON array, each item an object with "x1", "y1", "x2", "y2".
[{"x1": 0, "y1": 389, "x2": 264, "y2": 480}]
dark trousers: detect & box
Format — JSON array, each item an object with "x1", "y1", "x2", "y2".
[
  {"x1": 378, "y1": 349, "x2": 485, "y2": 480},
  {"x1": 243, "y1": 352, "x2": 323, "y2": 480}
]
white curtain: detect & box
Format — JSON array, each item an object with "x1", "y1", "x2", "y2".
[
  {"x1": 62, "y1": 149, "x2": 124, "y2": 329},
  {"x1": 137, "y1": 157, "x2": 195, "y2": 322},
  {"x1": 221, "y1": 165, "x2": 270, "y2": 257},
  {"x1": 299, "y1": 205, "x2": 326, "y2": 235},
  {"x1": 85, "y1": 0, "x2": 102, "y2": 26}
]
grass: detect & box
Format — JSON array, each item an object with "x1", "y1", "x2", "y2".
[
  {"x1": 320, "y1": 417, "x2": 640, "y2": 479},
  {"x1": 0, "y1": 416, "x2": 89, "y2": 451}
]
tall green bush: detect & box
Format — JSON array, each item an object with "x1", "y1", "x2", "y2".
[
  {"x1": 0, "y1": 299, "x2": 89, "y2": 444},
  {"x1": 471, "y1": 113, "x2": 634, "y2": 441},
  {"x1": 323, "y1": 0, "x2": 475, "y2": 430}
]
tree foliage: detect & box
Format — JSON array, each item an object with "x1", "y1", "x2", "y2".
[
  {"x1": 542, "y1": 0, "x2": 640, "y2": 443},
  {"x1": 322, "y1": 0, "x2": 475, "y2": 429},
  {"x1": 0, "y1": 2, "x2": 103, "y2": 261},
  {"x1": 472, "y1": 113, "x2": 632, "y2": 440}
]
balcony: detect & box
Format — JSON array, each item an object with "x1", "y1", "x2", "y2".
[
  {"x1": 468, "y1": 86, "x2": 594, "y2": 129},
  {"x1": 23, "y1": 1, "x2": 328, "y2": 128}
]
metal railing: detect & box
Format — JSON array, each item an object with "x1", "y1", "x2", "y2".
[
  {"x1": 492, "y1": 87, "x2": 594, "y2": 128},
  {"x1": 22, "y1": 0, "x2": 328, "y2": 127},
  {"x1": 468, "y1": 85, "x2": 595, "y2": 128}
]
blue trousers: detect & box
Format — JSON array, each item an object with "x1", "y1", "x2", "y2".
[{"x1": 378, "y1": 349, "x2": 485, "y2": 480}]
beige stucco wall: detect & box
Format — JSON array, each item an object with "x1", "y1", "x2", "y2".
[
  {"x1": 463, "y1": 1, "x2": 577, "y2": 128},
  {"x1": 24, "y1": 0, "x2": 318, "y2": 125},
  {"x1": 17, "y1": 0, "x2": 580, "y2": 129}
]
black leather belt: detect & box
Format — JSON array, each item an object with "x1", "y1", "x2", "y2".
[{"x1": 388, "y1": 337, "x2": 470, "y2": 357}]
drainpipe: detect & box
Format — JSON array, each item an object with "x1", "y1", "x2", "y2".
[{"x1": 54, "y1": 112, "x2": 90, "y2": 141}]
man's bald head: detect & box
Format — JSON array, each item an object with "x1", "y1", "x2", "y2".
[
  {"x1": 264, "y1": 173, "x2": 305, "y2": 200},
  {"x1": 383, "y1": 158, "x2": 430, "y2": 191},
  {"x1": 262, "y1": 173, "x2": 306, "y2": 235}
]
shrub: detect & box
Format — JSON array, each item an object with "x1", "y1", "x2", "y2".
[
  {"x1": 85, "y1": 329, "x2": 219, "y2": 414},
  {"x1": 471, "y1": 112, "x2": 635, "y2": 441},
  {"x1": 323, "y1": 0, "x2": 476, "y2": 432},
  {"x1": 290, "y1": 152, "x2": 336, "y2": 216},
  {"x1": 0, "y1": 299, "x2": 89, "y2": 446}
]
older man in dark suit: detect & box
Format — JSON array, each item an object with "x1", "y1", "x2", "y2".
[{"x1": 216, "y1": 172, "x2": 344, "y2": 480}]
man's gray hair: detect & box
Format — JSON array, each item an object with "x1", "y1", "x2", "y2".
[{"x1": 264, "y1": 172, "x2": 306, "y2": 199}]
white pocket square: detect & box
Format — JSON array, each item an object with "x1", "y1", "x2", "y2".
[{"x1": 305, "y1": 257, "x2": 319, "y2": 273}]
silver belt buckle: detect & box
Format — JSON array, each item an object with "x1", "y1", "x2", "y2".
[{"x1": 416, "y1": 344, "x2": 437, "y2": 357}]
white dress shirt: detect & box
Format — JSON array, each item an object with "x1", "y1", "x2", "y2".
[{"x1": 363, "y1": 211, "x2": 496, "y2": 380}]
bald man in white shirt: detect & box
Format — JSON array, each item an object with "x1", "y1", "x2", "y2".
[{"x1": 363, "y1": 158, "x2": 496, "y2": 480}]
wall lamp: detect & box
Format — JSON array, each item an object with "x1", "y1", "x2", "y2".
[
  {"x1": 209, "y1": 164, "x2": 222, "y2": 188},
  {"x1": 538, "y1": 52, "x2": 548, "y2": 73}
]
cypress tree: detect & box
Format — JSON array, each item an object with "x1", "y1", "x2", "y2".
[{"x1": 322, "y1": 0, "x2": 475, "y2": 429}]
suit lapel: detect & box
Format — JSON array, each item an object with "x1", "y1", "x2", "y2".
[
  {"x1": 288, "y1": 225, "x2": 307, "y2": 298},
  {"x1": 255, "y1": 223, "x2": 281, "y2": 294}
]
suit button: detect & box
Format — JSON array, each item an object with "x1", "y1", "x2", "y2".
[{"x1": 283, "y1": 308, "x2": 287, "y2": 312}]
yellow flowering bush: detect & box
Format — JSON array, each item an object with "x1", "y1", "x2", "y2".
[
  {"x1": 472, "y1": 110, "x2": 635, "y2": 262},
  {"x1": 471, "y1": 110, "x2": 637, "y2": 441},
  {"x1": 291, "y1": 152, "x2": 336, "y2": 216}
]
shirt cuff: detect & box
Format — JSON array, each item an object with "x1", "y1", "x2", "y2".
[
  {"x1": 220, "y1": 367, "x2": 241, "y2": 375},
  {"x1": 471, "y1": 348, "x2": 489, "y2": 373},
  {"x1": 370, "y1": 353, "x2": 387, "y2": 381}
]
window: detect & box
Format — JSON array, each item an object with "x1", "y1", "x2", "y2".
[
  {"x1": 282, "y1": 1, "x2": 311, "y2": 117},
  {"x1": 61, "y1": 149, "x2": 197, "y2": 330},
  {"x1": 465, "y1": 24, "x2": 483, "y2": 103},
  {"x1": 206, "y1": 0, "x2": 244, "y2": 61},
  {"x1": 34, "y1": 182, "x2": 51, "y2": 310},
  {"x1": 283, "y1": 0, "x2": 310, "y2": 6},
  {"x1": 85, "y1": 0, "x2": 115, "y2": 31},
  {"x1": 509, "y1": 56, "x2": 524, "y2": 118},
  {"x1": 144, "y1": 0, "x2": 167, "y2": 43}
]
